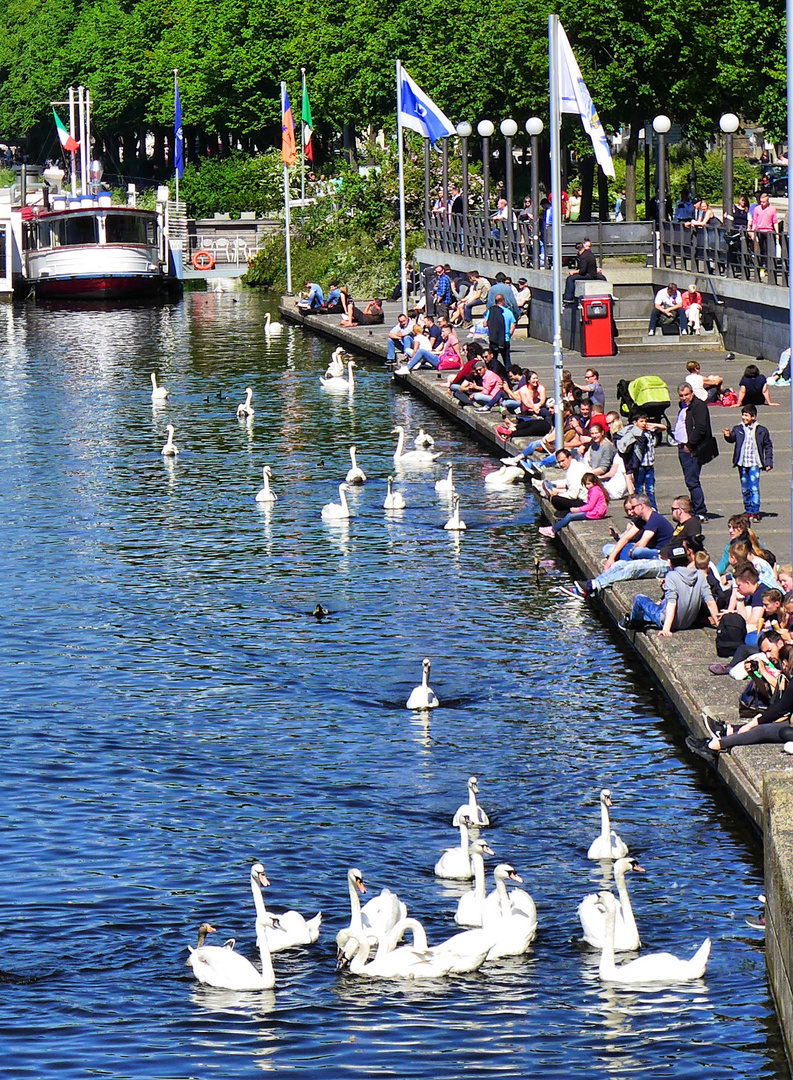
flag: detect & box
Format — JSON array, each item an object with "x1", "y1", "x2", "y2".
[
  {"x1": 397, "y1": 67, "x2": 455, "y2": 146},
  {"x1": 301, "y1": 75, "x2": 314, "y2": 163},
  {"x1": 557, "y1": 25, "x2": 615, "y2": 178},
  {"x1": 174, "y1": 75, "x2": 184, "y2": 178},
  {"x1": 53, "y1": 109, "x2": 79, "y2": 153},
  {"x1": 282, "y1": 87, "x2": 296, "y2": 167}
]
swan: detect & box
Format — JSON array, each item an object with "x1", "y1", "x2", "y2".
[
  {"x1": 406, "y1": 657, "x2": 439, "y2": 710},
  {"x1": 161, "y1": 424, "x2": 179, "y2": 456},
  {"x1": 150, "y1": 372, "x2": 169, "y2": 402},
  {"x1": 325, "y1": 347, "x2": 345, "y2": 378},
  {"x1": 236, "y1": 387, "x2": 255, "y2": 418},
  {"x1": 598, "y1": 891, "x2": 710, "y2": 985},
  {"x1": 435, "y1": 463, "x2": 455, "y2": 495},
  {"x1": 452, "y1": 776, "x2": 490, "y2": 828},
  {"x1": 588, "y1": 789, "x2": 629, "y2": 860},
  {"x1": 481, "y1": 864, "x2": 538, "y2": 959},
  {"x1": 384, "y1": 917, "x2": 493, "y2": 975},
  {"x1": 392, "y1": 426, "x2": 441, "y2": 465},
  {"x1": 337, "y1": 924, "x2": 450, "y2": 979},
  {"x1": 249, "y1": 862, "x2": 321, "y2": 951},
  {"x1": 444, "y1": 493, "x2": 467, "y2": 531},
  {"x1": 579, "y1": 856, "x2": 644, "y2": 951},
  {"x1": 455, "y1": 838, "x2": 495, "y2": 927},
  {"x1": 384, "y1": 476, "x2": 406, "y2": 510},
  {"x1": 434, "y1": 819, "x2": 474, "y2": 880},
  {"x1": 482, "y1": 862, "x2": 537, "y2": 924},
  {"x1": 320, "y1": 361, "x2": 355, "y2": 393},
  {"x1": 336, "y1": 868, "x2": 407, "y2": 952},
  {"x1": 345, "y1": 446, "x2": 366, "y2": 485},
  {"x1": 186, "y1": 920, "x2": 275, "y2": 991},
  {"x1": 484, "y1": 465, "x2": 525, "y2": 488},
  {"x1": 414, "y1": 428, "x2": 435, "y2": 448},
  {"x1": 264, "y1": 312, "x2": 283, "y2": 334},
  {"x1": 321, "y1": 483, "x2": 351, "y2": 522},
  {"x1": 255, "y1": 466, "x2": 277, "y2": 503}
]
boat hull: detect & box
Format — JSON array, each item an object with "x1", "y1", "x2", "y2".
[{"x1": 31, "y1": 273, "x2": 170, "y2": 301}]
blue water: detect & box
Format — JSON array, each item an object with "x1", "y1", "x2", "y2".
[{"x1": 0, "y1": 291, "x2": 786, "y2": 1078}]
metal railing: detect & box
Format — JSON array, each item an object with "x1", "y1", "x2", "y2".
[{"x1": 660, "y1": 221, "x2": 789, "y2": 286}]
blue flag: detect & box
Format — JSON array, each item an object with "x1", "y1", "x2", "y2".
[
  {"x1": 398, "y1": 68, "x2": 455, "y2": 146},
  {"x1": 174, "y1": 76, "x2": 184, "y2": 179}
]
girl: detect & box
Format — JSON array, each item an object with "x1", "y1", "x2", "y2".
[{"x1": 538, "y1": 473, "x2": 609, "y2": 537}]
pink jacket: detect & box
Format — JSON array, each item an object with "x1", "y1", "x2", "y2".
[{"x1": 582, "y1": 485, "x2": 608, "y2": 519}]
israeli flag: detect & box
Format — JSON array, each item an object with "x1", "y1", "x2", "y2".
[
  {"x1": 398, "y1": 68, "x2": 456, "y2": 146},
  {"x1": 557, "y1": 25, "x2": 615, "y2": 178}
]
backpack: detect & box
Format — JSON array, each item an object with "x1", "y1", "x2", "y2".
[
  {"x1": 616, "y1": 426, "x2": 638, "y2": 461},
  {"x1": 715, "y1": 612, "x2": 746, "y2": 658}
]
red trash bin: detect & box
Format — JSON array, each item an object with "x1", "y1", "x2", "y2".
[{"x1": 580, "y1": 295, "x2": 616, "y2": 357}]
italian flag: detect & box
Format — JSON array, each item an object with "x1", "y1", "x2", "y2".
[
  {"x1": 301, "y1": 78, "x2": 313, "y2": 163},
  {"x1": 53, "y1": 109, "x2": 79, "y2": 153}
]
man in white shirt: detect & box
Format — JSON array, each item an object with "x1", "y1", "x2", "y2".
[
  {"x1": 648, "y1": 282, "x2": 687, "y2": 335},
  {"x1": 541, "y1": 448, "x2": 588, "y2": 513}
]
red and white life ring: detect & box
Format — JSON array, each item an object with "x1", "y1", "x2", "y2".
[{"x1": 192, "y1": 249, "x2": 215, "y2": 271}]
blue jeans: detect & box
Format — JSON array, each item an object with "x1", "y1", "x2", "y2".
[
  {"x1": 602, "y1": 542, "x2": 662, "y2": 561},
  {"x1": 633, "y1": 466, "x2": 656, "y2": 508},
  {"x1": 407, "y1": 348, "x2": 440, "y2": 370},
  {"x1": 591, "y1": 558, "x2": 667, "y2": 593},
  {"x1": 738, "y1": 465, "x2": 761, "y2": 514},
  {"x1": 463, "y1": 301, "x2": 486, "y2": 322},
  {"x1": 678, "y1": 446, "x2": 707, "y2": 515},
  {"x1": 552, "y1": 511, "x2": 587, "y2": 534},
  {"x1": 649, "y1": 307, "x2": 687, "y2": 333},
  {"x1": 472, "y1": 392, "x2": 499, "y2": 407},
  {"x1": 387, "y1": 334, "x2": 413, "y2": 360},
  {"x1": 629, "y1": 594, "x2": 666, "y2": 627}
]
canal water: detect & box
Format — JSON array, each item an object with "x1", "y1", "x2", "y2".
[{"x1": 0, "y1": 290, "x2": 786, "y2": 1079}]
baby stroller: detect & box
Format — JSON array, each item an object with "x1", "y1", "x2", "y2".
[{"x1": 616, "y1": 375, "x2": 674, "y2": 443}]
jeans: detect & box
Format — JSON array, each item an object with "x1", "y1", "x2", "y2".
[
  {"x1": 649, "y1": 307, "x2": 687, "y2": 333},
  {"x1": 387, "y1": 334, "x2": 413, "y2": 360},
  {"x1": 407, "y1": 348, "x2": 440, "y2": 370},
  {"x1": 472, "y1": 392, "x2": 499, "y2": 407},
  {"x1": 738, "y1": 465, "x2": 761, "y2": 514},
  {"x1": 463, "y1": 300, "x2": 486, "y2": 322},
  {"x1": 591, "y1": 558, "x2": 667, "y2": 593},
  {"x1": 633, "y1": 466, "x2": 656, "y2": 508},
  {"x1": 678, "y1": 445, "x2": 707, "y2": 515},
  {"x1": 552, "y1": 511, "x2": 587, "y2": 534},
  {"x1": 629, "y1": 594, "x2": 666, "y2": 627},
  {"x1": 602, "y1": 542, "x2": 662, "y2": 562}
]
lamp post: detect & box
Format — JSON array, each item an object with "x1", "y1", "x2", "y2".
[
  {"x1": 457, "y1": 121, "x2": 472, "y2": 255},
  {"x1": 500, "y1": 118, "x2": 518, "y2": 260},
  {"x1": 652, "y1": 114, "x2": 671, "y2": 229},
  {"x1": 526, "y1": 117, "x2": 544, "y2": 267},
  {"x1": 478, "y1": 119, "x2": 494, "y2": 231},
  {"x1": 720, "y1": 112, "x2": 740, "y2": 225}
]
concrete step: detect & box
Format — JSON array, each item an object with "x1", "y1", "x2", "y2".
[{"x1": 617, "y1": 332, "x2": 724, "y2": 351}]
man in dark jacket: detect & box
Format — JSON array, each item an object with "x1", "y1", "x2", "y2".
[
  {"x1": 722, "y1": 404, "x2": 773, "y2": 521},
  {"x1": 674, "y1": 383, "x2": 718, "y2": 519},
  {"x1": 563, "y1": 237, "x2": 607, "y2": 301}
]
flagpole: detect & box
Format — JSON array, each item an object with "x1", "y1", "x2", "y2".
[
  {"x1": 396, "y1": 59, "x2": 408, "y2": 316},
  {"x1": 174, "y1": 70, "x2": 180, "y2": 215},
  {"x1": 549, "y1": 13, "x2": 564, "y2": 449},
  {"x1": 68, "y1": 87, "x2": 77, "y2": 196},
  {"x1": 281, "y1": 81, "x2": 293, "y2": 294},
  {"x1": 300, "y1": 69, "x2": 306, "y2": 205}
]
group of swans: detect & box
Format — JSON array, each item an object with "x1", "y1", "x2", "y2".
[
  {"x1": 320, "y1": 361, "x2": 356, "y2": 393},
  {"x1": 392, "y1": 426, "x2": 441, "y2": 466},
  {"x1": 325, "y1": 346, "x2": 354, "y2": 379}
]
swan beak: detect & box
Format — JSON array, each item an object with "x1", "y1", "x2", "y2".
[
  {"x1": 336, "y1": 951, "x2": 350, "y2": 971},
  {"x1": 632, "y1": 863, "x2": 646, "y2": 873},
  {"x1": 355, "y1": 880, "x2": 367, "y2": 895},
  {"x1": 257, "y1": 871, "x2": 270, "y2": 887},
  {"x1": 508, "y1": 872, "x2": 524, "y2": 884},
  {"x1": 483, "y1": 844, "x2": 495, "y2": 856}
]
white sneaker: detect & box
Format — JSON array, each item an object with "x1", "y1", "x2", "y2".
[
  {"x1": 501, "y1": 455, "x2": 524, "y2": 465},
  {"x1": 647, "y1": 328, "x2": 655, "y2": 336},
  {"x1": 393, "y1": 366, "x2": 410, "y2": 376}
]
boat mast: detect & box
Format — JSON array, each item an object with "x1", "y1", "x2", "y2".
[
  {"x1": 68, "y1": 87, "x2": 77, "y2": 195},
  {"x1": 77, "y1": 86, "x2": 87, "y2": 196}
]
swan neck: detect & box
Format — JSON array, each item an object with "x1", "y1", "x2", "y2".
[
  {"x1": 473, "y1": 852, "x2": 486, "y2": 899},
  {"x1": 395, "y1": 429, "x2": 404, "y2": 457},
  {"x1": 600, "y1": 901, "x2": 616, "y2": 974},
  {"x1": 614, "y1": 867, "x2": 638, "y2": 936},
  {"x1": 348, "y1": 875, "x2": 363, "y2": 930},
  {"x1": 600, "y1": 800, "x2": 611, "y2": 841}
]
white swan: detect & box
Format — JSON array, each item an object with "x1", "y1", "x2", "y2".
[
  {"x1": 444, "y1": 493, "x2": 467, "y2": 531},
  {"x1": 484, "y1": 464, "x2": 525, "y2": 488},
  {"x1": 598, "y1": 891, "x2": 710, "y2": 985},
  {"x1": 384, "y1": 476, "x2": 406, "y2": 511},
  {"x1": 406, "y1": 657, "x2": 439, "y2": 710},
  {"x1": 264, "y1": 312, "x2": 283, "y2": 334},
  {"x1": 588, "y1": 788, "x2": 629, "y2": 860},
  {"x1": 161, "y1": 424, "x2": 179, "y2": 456},
  {"x1": 186, "y1": 920, "x2": 275, "y2": 991},
  {"x1": 236, "y1": 387, "x2": 255, "y2": 419},
  {"x1": 481, "y1": 864, "x2": 538, "y2": 959},
  {"x1": 320, "y1": 361, "x2": 355, "y2": 393},
  {"x1": 325, "y1": 347, "x2": 345, "y2": 378},
  {"x1": 434, "y1": 819, "x2": 473, "y2": 880},
  {"x1": 321, "y1": 483, "x2": 351, "y2": 521},
  {"x1": 435, "y1": 463, "x2": 455, "y2": 494},
  {"x1": 337, "y1": 923, "x2": 450, "y2": 979},
  {"x1": 150, "y1": 372, "x2": 169, "y2": 402},
  {"x1": 392, "y1": 426, "x2": 441, "y2": 465},
  {"x1": 345, "y1": 446, "x2": 366, "y2": 485},
  {"x1": 249, "y1": 862, "x2": 321, "y2": 951},
  {"x1": 452, "y1": 775, "x2": 490, "y2": 827},
  {"x1": 455, "y1": 838, "x2": 495, "y2": 927},
  {"x1": 414, "y1": 428, "x2": 435, "y2": 448},
  {"x1": 383, "y1": 917, "x2": 493, "y2": 975},
  {"x1": 255, "y1": 466, "x2": 277, "y2": 503},
  {"x1": 579, "y1": 856, "x2": 644, "y2": 951},
  {"x1": 336, "y1": 867, "x2": 407, "y2": 952}
]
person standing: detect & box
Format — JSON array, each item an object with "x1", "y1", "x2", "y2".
[
  {"x1": 432, "y1": 264, "x2": 453, "y2": 319},
  {"x1": 750, "y1": 191, "x2": 779, "y2": 276},
  {"x1": 486, "y1": 293, "x2": 515, "y2": 369},
  {"x1": 674, "y1": 383, "x2": 719, "y2": 519},
  {"x1": 723, "y1": 404, "x2": 773, "y2": 522}
]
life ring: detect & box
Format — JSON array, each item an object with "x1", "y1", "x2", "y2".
[{"x1": 192, "y1": 249, "x2": 215, "y2": 271}]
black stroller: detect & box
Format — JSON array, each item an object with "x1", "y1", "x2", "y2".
[{"x1": 616, "y1": 375, "x2": 674, "y2": 443}]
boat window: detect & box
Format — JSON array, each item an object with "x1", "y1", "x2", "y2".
[
  {"x1": 105, "y1": 214, "x2": 150, "y2": 245},
  {"x1": 51, "y1": 216, "x2": 99, "y2": 247}
]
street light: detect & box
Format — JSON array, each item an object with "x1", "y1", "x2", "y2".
[
  {"x1": 720, "y1": 112, "x2": 740, "y2": 224},
  {"x1": 478, "y1": 119, "x2": 495, "y2": 222},
  {"x1": 501, "y1": 118, "x2": 518, "y2": 259},
  {"x1": 457, "y1": 122, "x2": 472, "y2": 253},
  {"x1": 526, "y1": 117, "x2": 544, "y2": 267},
  {"x1": 652, "y1": 114, "x2": 671, "y2": 230}
]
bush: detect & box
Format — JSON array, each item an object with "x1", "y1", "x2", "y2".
[{"x1": 175, "y1": 151, "x2": 284, "y2": 218}]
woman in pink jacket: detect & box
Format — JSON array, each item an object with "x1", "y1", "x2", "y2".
[{"x1": 539, "y1": 473, "x2": 609, "y2": 538}]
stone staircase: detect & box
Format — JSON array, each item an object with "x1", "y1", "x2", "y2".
[{"x1": 611, "y1": 280, "x2": 724, "y2": 352}]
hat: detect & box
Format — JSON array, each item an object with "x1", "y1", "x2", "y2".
[
  {"x1": 518, "y1": 277, "x2": 528, "y2": 285},
  {"x1": 669, "y1": 546, "x2": 688, "y2": 566}
]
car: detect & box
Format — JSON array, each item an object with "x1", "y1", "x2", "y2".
[{"x1": 759, "y1": 165, "x2": 787, "y2": 196}]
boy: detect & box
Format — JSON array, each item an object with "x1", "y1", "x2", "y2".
[
  {"x1": 723, "y1": 404, "x2": 773, "y2": 521},
  {"x1": 617, "y1": 412, "x2": 660, "y2": 508}
]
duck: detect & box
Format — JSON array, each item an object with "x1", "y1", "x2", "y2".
[
  {"x1": 481, "y1": 864, "x2": 538, "y2": 959},
  {"x1": 384, "y1": 476, "x2": 406, "y2": 510},
  {"x1": 264, "y1": 312, "x2": 283, "y2": 334},
  {"x1": 186, "y1": 920, "x2": 275, "y2": 991},
  {"x1": 236, "y1": 387, "x2": 255, "y2": 419},
  {"x1": 392, "y1": 426, "x2": 441, "y2": 466},
  {"x1": 321, "y1": 483, "x2": 351, "y2": 522},
  {"x1": 598, "y1": 891, "x2": 710, "y2": 985},
  {"x1": 434, "y1": 819, "x2": 474, "y2": 880},
  {"x1": 161, "y1": 424, "x2": 179, "y2": 456},
  {"x1": 345, "y1": 446, "x2": 366, "y2": 485},
  {"x1": 150, "y1": 372, "x2": 169, "y2": 402},
  {"x1": 484, "y1": 464, "x2": 525, "y2": 487},
  {"x1": 325, "y1": 347, "x2": 346, "y2": 379},
  {"x1": 255, "y1": 466, "x2": 277, "y2": 503},
  {"x1": 336, "y1": 867, "x2": 407, "y2": 953},
  {"x1": 406, "y1": 657, "x2": 439, "y2": 710},
  {"x1": 588, "y1": 788, "x2": 629, "y2": 860},
  {"x1": 453, "y1": 776, "x2": 490, "y2": 828},
  {"x1": 249, "y1": 862, "x2": 321, "y2": 952},
  {"x1": 455, "y1": 838, "x2": 496, "y2": 927},
  {"x1": 434, "y1": 463, "x2": 455, "y2": 495},
  {"x1": 414, "y1": 428, "x2": 435, "y2": 448},
  {"x1": 444, "y1": 493, "x2": 467, "y2": 531},
  {"x1": 579, "y1": 856, "x2": 644, "y2": 951},
  {"x1": 311, "y1": 604, "x2": 330, "y2": 620},
  {"x1": 320, "y1": 361, "x2": 355, "y2": 393}
]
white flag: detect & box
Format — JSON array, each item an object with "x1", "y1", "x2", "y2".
[
  {"x1": 398, "y1": 66, "x2": 456, "y2": 146},
  {"x1": 557, "y1": 25, "x2": 615, "y2": 178}
]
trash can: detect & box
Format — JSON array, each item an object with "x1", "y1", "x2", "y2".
[{"x1": 580, "y1": 295, "x2": 616, "y2": 357}]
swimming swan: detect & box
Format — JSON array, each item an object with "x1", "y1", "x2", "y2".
[
  {"x1": 481, "y1": 864, "x2": 538, "y2": 959},
  {"x1": 435, "y1": 463, "x2": 455, "y2": 494},
  {"x1": 382, "y1": 917, "x2": 493, "y2": 975},
  {"x1": 236, "y1": 387, "x2": 255, "y2": 419},
  {"x1": 336, "y1": 867, "x2": 407, "y2": 952},
  {"x1": 588, "y1": 788, "x2": 629, "y2": 860},
  {"x1": 444, "y1": 493, "x2": 467, "y2": 531},
  {"x1": 255, "y1": 466, "x2": 277, "y2": 503},
  {"x1": 484, "y1": 464, "x2": 525, "y2": 487},
  {"x1": 455, "y1": 838, "x2": 496, "y2": 927},
  {"x1": 320, "y1": 361, "x2": 355, "y2": 393},
  {"x1": 579, "y1": 856, "x2": 643, "y2": 951},
  {"x1": 598, "y1": 891, "x2": 710, "y2": 985},
  {"x1": 264, "y1": 312, "x2": 283, "y2": 334},
  {"x1": 345, "y1": 446, "x2": 367, "y2": 485},
  {"x1": 186, "y1": 919, "x2": 275, "y2": 991},
  {"x1": 161, "y1": 424, "x2": 179, "y2": 456},
  {"x1": 384, "y1": 476, "x2": 406, "y2": 510},
  {"x1": 325, "y1": 347, "x2": 345, "y2": 378},
  {"x1": 434, "y1": 819, "x2": 474, "y2": 880},
  {"x1": 337, "y1": 924, "x2": 451, "y2": 979},
  {"x1": 321, "y1": 483, "x2": 351, "y2": 522},
  {"x1": 406, "y1": 657, "x2": 439, "y2": 710},
  {"x1": 392, "y1": 426, "x2": 441, "y2": 466},
  {"x1": 249, "y1": 862, "x2": 321, "y2": 951},
  {"x1": 150, "y1": 372, "x2": 169, "y2": 402},
  {"x1": 453, "y1": 775, "x2": 490, "y2": 827},
  {"x1": 414, "y1": 428, "x2": 435, "y2": 448}
]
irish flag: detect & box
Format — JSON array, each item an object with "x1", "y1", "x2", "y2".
[
  {"x1": 301, "y1": 74, "x2": 314, "y2": 163},
  {"x1": 53, "y1": 109, "x2": 79, "y2": 153}
]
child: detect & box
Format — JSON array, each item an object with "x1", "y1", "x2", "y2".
[
  {"x1": 539, "y1": 473, "x2": 609, "y2": 538},
  {"x1": 722, "y1": 404, "x2": 773, "y2": 521},
  {"x1": 760, "y1": 588, "x2": 785, "y2": 633},
  {"x1": 617, "y1": 412, "x2": 658, "y2": 508}
]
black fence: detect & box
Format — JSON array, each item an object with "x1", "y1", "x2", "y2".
[{"x1": 660, "y1": 221, "x2": 789, "y2": 286}]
